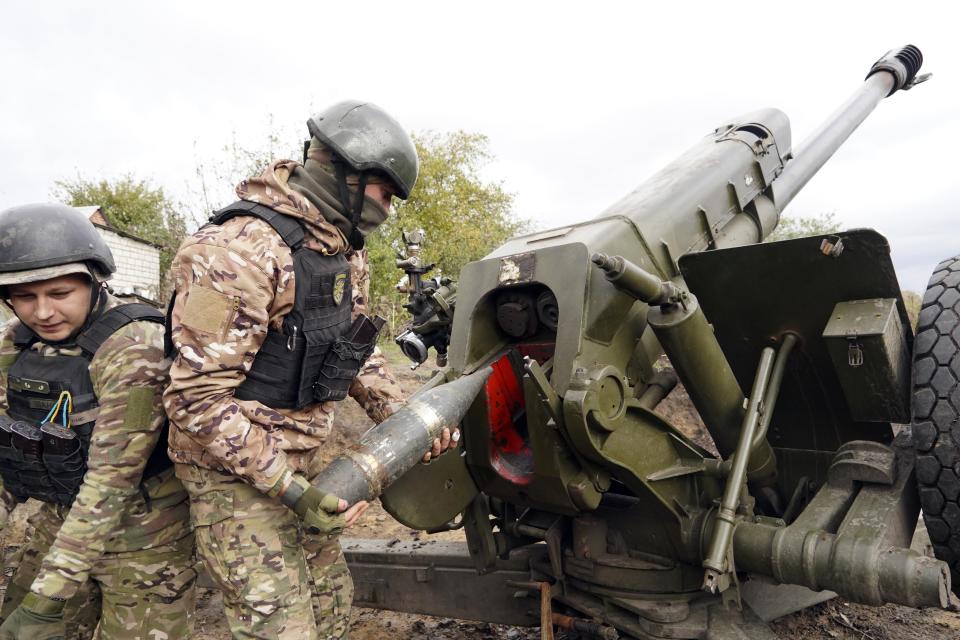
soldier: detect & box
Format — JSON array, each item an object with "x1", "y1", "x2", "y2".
[
  {"x1": 163, "y1": 100, "x2": 454, "y2": 639},
  {"x1": 0, "y1": 484, "x2": 102, "y2": 640},
  {"x1": 0, "y1": 203, "x2": 196, "y2": 640}
]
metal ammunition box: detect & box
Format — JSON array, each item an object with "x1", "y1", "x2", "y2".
[{"x1": 822, "y1": 298, "x2": 910, "y2": 423}]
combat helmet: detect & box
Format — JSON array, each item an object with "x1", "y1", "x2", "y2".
[
  {"x1": 307, "y1": 101, "x2": 418, "y2": 249},
  {"x1": 307, "y1": 100, "x2": 418, "y2": 199},
  {"x1": 0, "y1": 202, "x2": 116, "y2": 286}
]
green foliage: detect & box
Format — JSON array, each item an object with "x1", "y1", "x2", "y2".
[
  {"x1": 766, "y1": 210, "x2": 840, "y2": 242},
  {"x1": 365, "y1": 131, "x2": 526, "y2": 326},
  {"x1": 901, "y1": 290, "x2": 921, "y2": 330},
  {"x1": 51, "y1": 175, "x2": 187, "y2": 301}
]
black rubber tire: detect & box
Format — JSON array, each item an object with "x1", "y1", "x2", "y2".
[{"x1": 912, "y1": 254, "x2": 960, "y2": 596}]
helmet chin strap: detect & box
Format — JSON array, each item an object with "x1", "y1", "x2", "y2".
[
  {"x1": 332, "y1": 160, "x2": 369, "y2": 250},
  {"x1": 60, "y1": 269, "x2": 108, "y2": 345}
]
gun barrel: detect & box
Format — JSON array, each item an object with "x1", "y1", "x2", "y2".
[
  {"x1": 771, "y1": 45, "x2": 924, "y2": 211},
  {"x1": 312, "y1": 367, "x2": 493, "y2": 504}
]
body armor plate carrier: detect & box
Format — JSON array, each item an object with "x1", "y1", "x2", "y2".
[
  {"x1": 195, "y1": 201, "x2": 382, "y2": 410},
  {"x1": 0, "y1": 303, "x2": 172, "y2": 505}
]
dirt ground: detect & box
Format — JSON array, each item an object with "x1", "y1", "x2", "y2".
[{"x1": 4, "y1": 351, "x2": 960, "y2": 639}]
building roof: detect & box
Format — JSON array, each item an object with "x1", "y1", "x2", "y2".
[
  {"x1": 75, "y1": 205, "x2": 111, "y2": 228},
  {"x1": 79, "y1": 205, "x2": 162, "y2": 249}
]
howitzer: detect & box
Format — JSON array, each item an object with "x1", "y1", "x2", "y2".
[{"x1": 330, "y1": 46, "x2": 950, "y2": 638}]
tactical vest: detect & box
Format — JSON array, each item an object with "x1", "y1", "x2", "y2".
[
  {"x1": 198, "y1": 201, "x2": 380, "y2": 410},
  {"x1": 0, "y1": 304, "x2": 172, "y2": 505}
]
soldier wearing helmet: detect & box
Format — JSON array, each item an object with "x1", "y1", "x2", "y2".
[
  {"x1": 163, "y1": 101, "x2": 456, "y2": 638},
  {"x1": 0, "y1": 203, "x2": 196, "y2": 640}
]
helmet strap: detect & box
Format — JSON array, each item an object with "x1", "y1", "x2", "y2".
[
  {"x1": 350, "y1": 172, "x2": 368, "y2": 250},
  {"x1": 75, "y1": 273, "x2": 109, "y2": 341},
  {"x1": 332, "y1": 159, "x2": 368, "y2": 250}
]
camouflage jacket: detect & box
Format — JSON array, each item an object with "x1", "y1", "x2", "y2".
[
  {"x1": 0, "y1": 294, "x2": 192, "y2": 600},
  {"x1": 163, "y1": 160, "x2": 403, "y2": 494}
]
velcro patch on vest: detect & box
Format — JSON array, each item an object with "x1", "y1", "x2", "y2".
[
  {"x1": 8, "y1": 376, "x2": 50, "y2": 394},
  {"x1": 27, "y1": 398, "x2": 57, "y2": 410},
  {"x1": 125, "y1": 388, "x2": 155, "y2": 428},
  {"x1": 181, "y1": 286, "x2": 240, "y2": 338},
  {"x1": 305, "y1": 271, "x2": 350, "y2": 310},
  {"x1": 332, "y1": 272, "x2": 347, "y2": 305}
]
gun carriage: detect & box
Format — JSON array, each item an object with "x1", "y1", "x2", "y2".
[{"x1": 314, "y1": 45, "x2": 952, "y2": 639}]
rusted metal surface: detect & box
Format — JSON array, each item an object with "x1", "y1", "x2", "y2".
[
  {"x1": 552, "y1": 612, "x2": 619, "y2": 639},
  {"x1": 343, "y1": 538, "x2": 539, "y2": 626}
]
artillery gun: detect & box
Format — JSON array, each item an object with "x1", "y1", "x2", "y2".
[{"x1": 322, "y1": 45, "x2": 952, "y2": 638}]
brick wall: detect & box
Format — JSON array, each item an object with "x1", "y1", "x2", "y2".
[{"x1": 96, "y1": 228, "x2": 160, "y2": 302}]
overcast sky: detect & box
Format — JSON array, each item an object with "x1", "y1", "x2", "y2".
[{"x1": 1, "y1": 1, "x2": 956, "y2": 293}]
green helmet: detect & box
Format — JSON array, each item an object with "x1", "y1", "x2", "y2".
[
  {"x1": 307, "y1": 100, "x2": 419, "y2": 199},
  {"x1": 0, "y1": 203, "x2": 116, "y2": 286}
]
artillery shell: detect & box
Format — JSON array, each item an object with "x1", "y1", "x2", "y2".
[{"x1": 312, "y1": 366, "x2": 492, "y2": 504}]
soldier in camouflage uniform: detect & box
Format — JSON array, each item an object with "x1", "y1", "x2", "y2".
[
  {"x1": 0, "y1": 203, "x2": 196, "y2": 640},
  {"x1": 0, "y1": 495, "x2": 103, "y2": 640},
  {"x1": 164, "y1": 101, "x2": 455, "y2": 640}
]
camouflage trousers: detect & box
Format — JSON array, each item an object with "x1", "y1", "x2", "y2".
[
  {"x1": 0, "y1": 501, "x2": 197, "y2": 639},
  {"x1": 176, "y1": 463, "x2": 353, "y2": 640}
]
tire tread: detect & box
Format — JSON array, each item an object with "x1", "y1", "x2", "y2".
[{"x1": 913, "y1": 254, "x2": 960, "y2": 595}]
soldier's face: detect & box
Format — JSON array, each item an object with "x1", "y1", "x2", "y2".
[
  {"x1": 364, "y1": 182, "x2": 396, "y2": 212},
  {"x1": 7, "y1": 275, "x2": 92, "y2": 342}
]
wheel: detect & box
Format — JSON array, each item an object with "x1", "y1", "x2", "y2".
[{"x1": 912, "y1": 255, "x2": 960, "y2": 596}]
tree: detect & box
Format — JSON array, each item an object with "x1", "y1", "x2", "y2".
[
  {"x1": 365, "y1": 131, "x2": 525, "y2": 325},
  {"x1": 192, "y1": 117, "x2": 302, "y2": 222},
  {"x1": 52, "y1": 175, "x2": 187, "y2": 301},
  {"x1": 766, "y1": 210, "x2": 840, "y2": 242}
]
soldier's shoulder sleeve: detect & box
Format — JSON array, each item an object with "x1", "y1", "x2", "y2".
[
  {"x1": 30, "y1": 319, "x2": 172, "y2": 601},
  {"x1": 348, "y1": 248, "x2": 372, "y2": 317},
  {"x1": 164, "y1": 216, "x2": 293, "y2": 492},
  {"x1": 349, "y1": 346, "x2": 405, "y2": 424},
  {"x1": 89, "y1": 318, "x2": 167, "y2": 390},
  {"x1": 0, "y1": 317, "x2": 22, "y2": 413},
  {"x1": 185, "y1": 216, "x2": 293, "y2": 302},
  {"x1": 87, "y1": 318, "x2": 169, "y2": 488}
]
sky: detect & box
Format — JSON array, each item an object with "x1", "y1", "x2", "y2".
[{"x1": 1, "y1": 1, "x2": 957, "y2": 293}]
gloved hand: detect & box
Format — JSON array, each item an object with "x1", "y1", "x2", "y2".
[
  {"x1": 0, "y1": 592, "x2": 65, "y2": 640},
  {"x1": 421, "y1": 426, "x2": 460, "y2": 464},
  {"x1": 277, "y1": 473, "x2": 347, "y2": 535}
]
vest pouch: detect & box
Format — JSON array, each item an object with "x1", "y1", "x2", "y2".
[
  {"x1": 40, "y1": 423, "x2": 86, "y2": 505},
  {"x1": 235, "y1": 331, "x2": 307, "y2": 409},
  {"x1": 0, "y1": 416, "x2": 13, "y2": 447},
  {"x1": 9, "y1": 421, "x2": 59, "y2": 503},
  {"x1": 312, "y1": 315, "x2": 385, "y2": 403}
]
